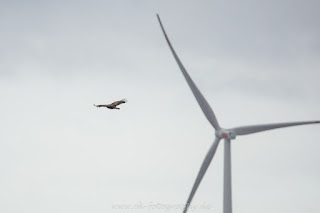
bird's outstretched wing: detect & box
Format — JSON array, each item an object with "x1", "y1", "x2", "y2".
[
  {"x1": 94, "y1": 104, "x2": 108, "y2": 107},
  {"x1": 111, "y1": 99, "x2": 127, "y2": 106}
]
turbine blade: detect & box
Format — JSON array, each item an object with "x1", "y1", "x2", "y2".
[
  {"x1": 183, "y1": 137, "x2": 221, "y2": 213},
  {"x1": 157, "y1": 14, "x2": 220, "y2": 130},
  {"x1": 231, "y1": 121, "x2": 320, "y2": 136}
]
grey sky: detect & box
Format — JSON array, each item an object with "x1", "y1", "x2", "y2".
[{"x1": 1, "y1": 0, "x2": 319, "y2": 213}]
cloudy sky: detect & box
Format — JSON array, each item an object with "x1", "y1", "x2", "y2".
[{"x1": 1, "y1": 0, "x2": 320, "y2": 213}]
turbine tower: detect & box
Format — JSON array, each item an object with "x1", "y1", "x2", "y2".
[{"x1": 156, "y1": 14, "x2": 320, "y2": 213}]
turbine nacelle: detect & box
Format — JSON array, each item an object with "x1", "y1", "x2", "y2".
[{"x1": 216, "y1": 129, "x2": 236, "y2": 140}]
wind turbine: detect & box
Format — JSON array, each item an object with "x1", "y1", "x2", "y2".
[{"x1": 156, "y1": 14, "x2": 320, "y2": 213}]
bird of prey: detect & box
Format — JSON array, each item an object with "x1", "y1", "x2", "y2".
[{"x1": 94, "y1": 99, "x2": 127, "y2": 110}]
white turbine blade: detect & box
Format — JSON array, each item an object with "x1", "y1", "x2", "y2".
[
  {"x1": 157, "y1": 14, "x2": 221, "y2": 130},
  {"x1": 183, "y1": 137, "x2": 221, "y2": 213},
  {"x1": 231, "y1": 120, "x2": 320, "y2": 136}
]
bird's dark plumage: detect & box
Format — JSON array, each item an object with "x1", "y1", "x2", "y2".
[{"x1": 94, "y1": 99, "x2": 127, "y2": 110}]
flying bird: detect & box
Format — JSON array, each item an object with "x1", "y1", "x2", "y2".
[{"x1": 94, "y1": 99, "x2": 127, "y2": 110}]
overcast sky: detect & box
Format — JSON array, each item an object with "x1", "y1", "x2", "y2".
[{"x1": 1, "y1": 0, "x2": 320, "y2": 213}]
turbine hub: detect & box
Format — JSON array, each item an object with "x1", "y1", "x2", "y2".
[{"x1": 216, "y1": 129, "x2": 236, "y2": 140}]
